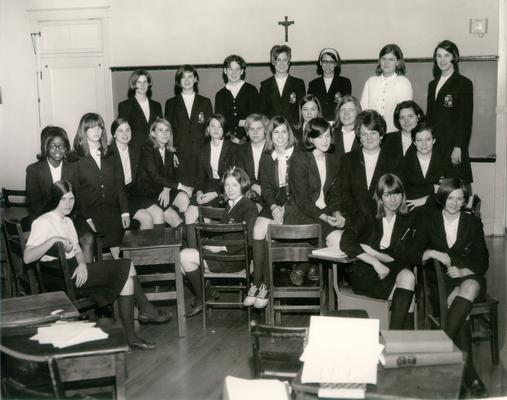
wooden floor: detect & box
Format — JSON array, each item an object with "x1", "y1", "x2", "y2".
[{"x1": 122, "y1": 236, "x2": 507, "y2": 400}]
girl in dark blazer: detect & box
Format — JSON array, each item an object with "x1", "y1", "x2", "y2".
[
  {"x1": 307, "y1": 48, "x2": 352, "y2": 121},
  {"x1": 164, "y1": 65, "x2": 213, "y2": 189},
  {"x1": 118, "y1": 70, "x2": 163, "y2": 152},
  {"x1": 70, "y1": 113, "x2": 129, "y2": 259},
  {"x1": 109, "y1": 118, "x2": 163, "y2": 229},
  {"x1": 215, "y1": 55, "x2": 259, "y2": 144},
  {"x1": 136, "y1": 118, "x2": 190, "y2": 228},
  {"x1": 338, "y1": 110, "x2": 400, "y2": 221},
  {"x1": 180, "y1": 167, "x2": 258, "y2": 317},
  {"x1": 184, "y1": 115, "x2": 236, "y2": 236},
  {"x1": 340, "y1": 173, "x2": 416, "y2": 329},
  {"x1": 383, "y1": 100, "x2": 425, "y2": 160},
  {"x1": 259, "y1": 45, "x2": 306, "y2": 127},
  {"x1": 234, "y1": 113, "x2": 269, "y2": 210},
  {"x1": 399, "y1": 122, "x2": 457, "y2": 211},
  {"x1": 411, "y1": 178, "x2": 488, "y2": 397},
  {"x1": 427, "y1": 40, "x2": 474, "y2": 184},
  {"x1": 292, "y1": 94, "x2": 323, "y2": 144},
  {"x1": 243, "y1": 116, "x2": 299, "y2": 309},
  {"x1": 26, "y1": 126, "x2": 94, "y2": 262},
  {"x1": 330, "y1": 95, "x2": 362, "y2": 162}
]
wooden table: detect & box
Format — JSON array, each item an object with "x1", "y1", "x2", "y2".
[
  {"x1": 1, "y1": 291, "x2": 79, "y2": 328},
  {"x1": 2, "y1": 323, "x2": 129, "y2": 399},
  {"x1": 120, "y1": 226, "x2": 186, "y2": 337},
  {"x1": 292, "y1": 362, "x2": 464, "y2": 399}
]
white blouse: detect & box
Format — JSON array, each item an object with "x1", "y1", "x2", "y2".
[
  {"x1": 363, "y1": 149, "x2": 380, "y2": 189},
  {"x1": 380, "y1": 215, "x2": 397, "y2": 250},
  {"x1": 342, "y1": 128, "x2": 356, "y2": 153},
  {"x1": 443, "y1": 213, "x2": 460, "y2": 248},
  {"x1": 314, "y1": 154, "x2": 327, "y2": 209},
  {"x1": 210, "y1": 140, "x2": 224, "y2": 179},
  {"x1": 272, "y1": 146, "x2": 294, "y2": 186}
]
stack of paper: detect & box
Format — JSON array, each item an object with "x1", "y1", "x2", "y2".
[
  {"x1": 223, "y1": 376, "x2": 290, "y2": 400},
  {"x1": 300, "y1": 316, "x2": 383, "y2": 398},
  {"x1": 30, "y1": 320, "x2": 109, "y2": 348}
]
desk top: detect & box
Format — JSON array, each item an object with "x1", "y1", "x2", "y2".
[
  {"x1": 1, "y1": 291, "x2": 79, "y2": 328},
  {"x1": 311, "y1": 248, "x2": 355, "y2": 264},
  {"x1": 120, "y1": 226, "x2": 182, "y2": 250},
  {"x1": 293, "y1": 362, "x2": 464, "y2": 399},
  {"x1": 1, "y1": 324, "x2": 128, "y2": 359}
]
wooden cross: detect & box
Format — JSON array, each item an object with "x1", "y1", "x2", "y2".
[{"x1": 278, "y1": 16, "x2": 294, "y2": 42}]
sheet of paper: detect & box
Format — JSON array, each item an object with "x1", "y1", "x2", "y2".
[
  {"x1": 223, "y1": 376, "x2": 290, "y2": 400},
  {"x1": 30, "y1": 320, "x2": 108, "y2": 348}
]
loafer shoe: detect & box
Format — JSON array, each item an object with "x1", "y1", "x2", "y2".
[
  {"x1": 138, "y1": 310, "x2": 172, "y2": 324},
  {"x1": 465, "y1": 378, "x2": 489, "y2": 398},
  {"x1": 185, "y1": 303, "x2": 203, "y2": 318},
  {"x1": 289, "y1": 269, "x2": 305, "y2": 286},
  {"x1": 307, "y1": 266, "x2": 320, "y2": 281},
  {"x1": 129, "y1": 339, "x2": 156, "y2": 351}
]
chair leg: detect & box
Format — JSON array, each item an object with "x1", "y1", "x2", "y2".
[{"x1": 490, "y1": 303, "x2": 499, "y2": 365}]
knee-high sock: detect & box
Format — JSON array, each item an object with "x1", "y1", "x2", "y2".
[
  {"x1": 119, "y1": 295, "x2": 138, "y2": 344},
  {"x1": 185, "y1": 224, "x2": 197, "y2": 249},
  {"x1": 186, "y1": 269, "x2": 202, "y2": 302},
  {"x1": 252, "y1": 239, "x2": 266, "y2": 288},
  {"x1": 133, "y1": 276, "x2": 157, "y2": 315},
  {"x1": 454, "y1": 320, "x2": 482, "y2": 386},
  {"x1": 444, "y1": 296, "x2": 473, "y2": 341},
  {"x1": 389, "y1": 288, "x2": 414, "y2": 330}
]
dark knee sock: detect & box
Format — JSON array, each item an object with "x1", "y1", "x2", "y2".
[
  {"x1": 455, "y1": 320, "x2": 482, "y2": 386},
  {"x1": 118, "y1": 295, "x2": 138, "y2": 344},
  {"x1": 389, "y1": 288, "x2": 414, "y2": 330},
  {"x1": 133, "y1": 276, "x2": 157, "y2": 315},
  {"x1": 186, "y1": 269, "x2": 202, "y2": 302},
  {"x1": 185, "y1": 224, "x2": 197, "y2": 249},
  {"x1": 252, "y1": 239, "x2": 266, "y2": 288},
  {"x1": 153, "y1": 223, "x2": 166, "y2": 228},
  {"x1": 444, "y1": 296, "x2": 473, "y2": 341}
]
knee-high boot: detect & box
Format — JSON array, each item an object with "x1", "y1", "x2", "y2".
[{"x1": 389, "y1": 288, "x2": 414, "y2": 330}]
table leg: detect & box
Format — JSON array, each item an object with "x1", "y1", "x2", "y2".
[
  {"x1": 327, "y1": 267, "x2": 336, "y2": 311},
  {"x1": 173, "y1": 249, "x2": 186, "y2": 337},
  {"x1": 114, "y1": 353, "x2": 127, "y2": 400}
]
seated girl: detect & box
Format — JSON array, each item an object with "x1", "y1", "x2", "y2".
[
  {"x1": 411, "y1": 178, "x2": 488, "y2": 397},
  {"x1": 340, "y1": 173, "x2": 416, "y2": 329},
  {"x1": 184, "y1": 115, "x2": 236, "y2": 247},
  {"x1": 23, "y1": 180, "x2": 170, "y2": 351},
  {"x1": 243, "y1": 116, "x2": 299, "y2": 308},
  {"x1": 137, "y1": 118, "x2": 190, "y2": 227},
  {"x1": 180, "y1": 167, "x2": 258, "y2": 317},
  {"x1": 110, "y1": 118, "x2": 164, "y2": 229},
  {"x1": 330, "y1": 95, "x2": 362, "y2": 161}
]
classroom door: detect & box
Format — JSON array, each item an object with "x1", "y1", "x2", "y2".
[{"x1": 40, "y1": 56, "x2": 107, "y2": 144}]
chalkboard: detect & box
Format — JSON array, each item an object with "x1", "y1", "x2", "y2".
[{"x1": 111, "y1": 57, "x2": 497, "y2": 160}]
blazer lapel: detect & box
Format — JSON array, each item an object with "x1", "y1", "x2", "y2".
[
  {"x1": 281, "y1": 76, "x2": 293, "y2": 100},
  {"x1": 451, "y1": 212, "x2": 468, "y2": 251},
  {"x1": 308, "y1": 153, "x2": 321, "y2": 190},
  {"x1": 41, "y1": 162, "x2": 54, "y2": 186},
  {"x1": 204, "y1": 142, "x2": 213, "y2": 178},
  {"x1": 435, "y1": 72, "x2": 457, "y2": 104},
  {"x1": 132, "y1": 97, "x2": 149, "y2": 123}
]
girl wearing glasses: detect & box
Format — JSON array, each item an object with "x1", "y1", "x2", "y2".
[
  {"x1": 308, "y1": 48, "x2": 352, "y2": 122},
  {"x1": 360, "y1": 44, "x2": 413, "y2": 133},
  {"x1": 215, "y1": 55, "x2": 259, "y2": 144}
]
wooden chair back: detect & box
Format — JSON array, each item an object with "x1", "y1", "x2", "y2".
[
  {"x1": 267, "y1": 224, "x2": 322, "y2": 263},
  {"x1": 197, "y1": 206, "x2": 226, "y2": 223},
  {"x1": 1, "y1": 188, "x2": 29, "y2": 208},
  {"x1": 250, "y1": 320, "x2": 308, "y2": 379},
  {"x1": 2, "y1": 218, "x2": 39, "y2": 296},
  {"x1": 0, "y1": 343, "x2": 65, "y2": 399}
]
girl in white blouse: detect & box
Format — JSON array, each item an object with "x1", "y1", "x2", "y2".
[{"x1": 360, "y1": 44, "x2": 413, "y2": 133}]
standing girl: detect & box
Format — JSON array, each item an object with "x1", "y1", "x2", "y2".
[
  {"x1": 427, "y1": 40, "x2": 474, "y2": 186},
  {"x1": 360, "y1": 44, "x2": 413, "y2": 133},
  {"x1": 214, "y1": 55, "x2": 259, "y2": 144},
  {"x1": 308, "y1": 48, "x2": 352, "y2": 121},
  {"x1": 330, "y1": 95, "x2": 362, "y2": 161},
  {"x1": 164, "y1": 65, "x2": 213, "y2": 190},
  {"x1": 292, "y1": 94, "x2": 323, "y2": 144}
]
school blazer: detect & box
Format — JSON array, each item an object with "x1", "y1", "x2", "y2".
[
  {"x1": 25, "y1": 160, "x2": 75, "y2": 224},
  {"x1": 338, "y1": 148, "x2": 398, "y2": 218},
  {"x1": 289, "y1": 151, "x2": 341, "y2": 220},
  {"x1": 307, "y1": 75, "x2": 352, "y2": 121},
  {"x1": 71, "y1": 153, "x2": 129, "y2": 220},
  {"x1": 109, "y1": 142, "x2": 141, "y2": 194},
  {"x1": 220, "y1": 196, "x2": 259, "y2": 253},
  {"x1": 382, "y1": 131, "x2": 413, "y2": 162},
  {"x1": 136, "y1": 143, "x2": 179, "y2": 198},
  {"x1": 234, "y1": 142, "x2": 263, "y2": 185},
  {"x1": 259, "y1": 75, "x2": 306, "y2": 126},
  {"x1": 426, "y1": 72, "x2": 473, "y2": 154},
  {"x1": 341, "y1": 211, "x2": 415, "y2": 265},
  {"x1": 331, "y1": 127, "x2": 361, "y2": 162},
  {"x1": 412, "y1": 209, "x2": 488, "y2": 275},
  {"x1": 195, "y1": 140, "x2": 236, "y2": 193},
  {"x1": 399, "y1": 146, "x2": 457, "y2": 202},
  {"x1": 214, "y1": 83, "x2": 259, "y2": 140},
  {"x1": 118, "y1": 97, "x2": 163, "y2": 152}
]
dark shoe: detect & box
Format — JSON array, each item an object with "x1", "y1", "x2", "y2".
[
  {"x1": 205, "y1": 281, "x2": 219, "y2": 301},
  {"x1": 465, "y1": 377, "x2": 488, "y2": 398},
  {"x1": 185, "y1": 303, "x2": 203, "y2": 318},
  {"x1": 129, "y1": 339, "x2": 156, "y2": 351},
  {"x1": 307, "y1": 265, "x2": 320, "y2": 282},
  {"x1": 138, "y1": 310, "x2": 172, "y2": 324},
  {"x1": 289, "y1": 268, "x2": 305, "y2": 286}
]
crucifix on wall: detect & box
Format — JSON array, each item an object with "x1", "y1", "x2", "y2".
[{"x1": 278, "y1": 16, "x2": 294, "y2": 42}]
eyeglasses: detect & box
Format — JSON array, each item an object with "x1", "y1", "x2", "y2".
[
  {"x1": 321, "y1": 60, "x2": 337, "y2": 65},
  {"x1": 49, "y1": 144, "x2": 67, "y2": 151}
]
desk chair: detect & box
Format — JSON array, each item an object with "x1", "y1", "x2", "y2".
[
  {"x1": 198, "y1": 206, "x2": 226, "y2": 223},
  {"x1": 195, "y1": 220, "x2": 251, "y2": 329},
  {"x1": 250, "y1": 320, "x2": 308, "y2": 380},
  {"x1": 266, "y1": 224, "x2": 325, "y2": 325},
  {"x1": 2, "y1": 218, "x2": 39, "y2": 296},
  {"x1": 422, "y1": 259, "x2": 499, "y2": 365}
]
